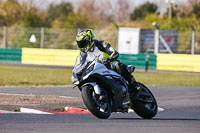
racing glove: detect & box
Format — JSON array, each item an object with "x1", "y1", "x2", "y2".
[{"x1": 101, "y1": 57, "x2": 111, "y2": 65}]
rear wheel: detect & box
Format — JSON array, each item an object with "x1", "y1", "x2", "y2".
[
  {"x1": 81, "y1": 85, "x2": 111, "y2": 119},
  {"x1": 131, "y1": 82, "x2": 157, "y2": 119}
]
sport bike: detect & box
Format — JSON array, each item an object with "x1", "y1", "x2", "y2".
[{"x1": 72, "y1": 55, "x2": 157, "y2": 119}]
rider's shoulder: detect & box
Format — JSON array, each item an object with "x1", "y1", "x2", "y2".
[
  {"x1": 94, "y1": 40, "x2": 104, "y2": 50},
  {"x1": 94, "y1": 40, "x2": 104, "y2": 45},
  {"x1": 95, "y1": 40, "x2": 110, "y2": 48}
]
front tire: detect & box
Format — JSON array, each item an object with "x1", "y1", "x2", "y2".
[
  {"x1": 131, "y1": 82, "x2": 157, "y2": 119},
  {"x1": 81, "y1": 85, "x2": 111, "y2": 119}
]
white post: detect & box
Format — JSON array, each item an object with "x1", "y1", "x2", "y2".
[
  {"x1": 2, "y1": 25, "x2": 7, "y2": 48},
  {"x1": 40, "y1": 27, "x2": 44, "y2": 49},
  {"x1": 159, "y1": 35, "x2": 173, "y2": 54},
  {"x1": 191, "y1": 30, "x2": 195, "y2": 55},
  {"x1": 154, "y1": 29, "x2": 159, "y2": 55},
  {"x1": 77, "y1": 28, "x2": 81, "y2": 33}
]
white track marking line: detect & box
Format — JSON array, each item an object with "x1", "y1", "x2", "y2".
[
  {"x1": 128, "y1": 107, "x2": 165, "y2": 113},
  {"x1": 158, "y1": 107, "x2": 165, "y2": 112}
]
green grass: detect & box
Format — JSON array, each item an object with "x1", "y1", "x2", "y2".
[
  {"x1": 0, "y1": 65, "x2": 200, "y2": 86},
  {"x1": 134, "y1": 72, "x2": 200, "y2": 86},
  {"x1": 0, "y1": 65, "x2": 73, "y2": 86}
]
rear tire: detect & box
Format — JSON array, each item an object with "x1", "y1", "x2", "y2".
[
  {"x1": 131, "y1": 82, "x2": 157, "y2": 119},
  {"x1": 81, "y1": 85, "x2": 111, "y2": 119}
]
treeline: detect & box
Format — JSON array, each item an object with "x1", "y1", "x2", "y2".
[
  {"x1": 0, "y1": 0, "x2": 91, "y2": 29},
  {"x1": 0, "y1": 0, "x2": 129, "y2": 29},
  {"x1": 0, "y1": 0, "x2": 200, "y2": 31},
  {"x1": 130, "y1": 0, "x2": 200, "y2": 31}
]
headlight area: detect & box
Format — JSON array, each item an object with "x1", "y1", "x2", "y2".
[{"x1": 71, "y1": 74, "x2": 79, "y2": 85}]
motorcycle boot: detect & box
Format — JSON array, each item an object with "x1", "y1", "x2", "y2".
[
  {"x1": 112, "y1": 62, "x2": 140, "y2": 92},
  {"x1": 127, "y1": 76, "x2": 141, "y2": 102},
  {"x1": 111, "y1": 61, "x2": 140, "y2": 92},
  {"x1": 127, "y1": 75, "x2": 140, "y2": 92}
]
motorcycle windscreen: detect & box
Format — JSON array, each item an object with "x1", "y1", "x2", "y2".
[{"x1": 73, "y1": 53, "x2": 88, "y2": 74}]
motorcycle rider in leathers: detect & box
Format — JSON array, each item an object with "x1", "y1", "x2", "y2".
[{"x1": 76, "y1": 29, "x2": 139, "y2": 93}]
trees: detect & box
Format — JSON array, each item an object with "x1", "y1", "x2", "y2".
[
  {"x1": 145, "y1": 13, "x2": 200, "y2": 31},
  {"x1": 77, "y1": 0, "x2": 130, "y2": 26},
  {"x1": 178, "y1": 0, "x2": 200, "y2": 19},
  {"x1": 0, "y1": 0, "x2": 200, "y2": 49},
  {"x1": 192, "y1": 2, "x2": 200, "y2": 19},
  {"x1": 22, "y1": 7, "x2": 44, "y2": 27},
  {"x1": 46, "y1": 2, "x2": 74, "y2": 27},
  {"x1": 0, "y1": 0, "x2": 45, "y2": 27},
  {"x1": 131, "y1": 2, "x2": 158, "y2": 21},
  {"x1": 0, "y1": 0, "x2": 27, "y2": 25}
]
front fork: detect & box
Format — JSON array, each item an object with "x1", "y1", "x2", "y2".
[{"x1": 82, "y1": 82, "x2": 101, "y2": 95}]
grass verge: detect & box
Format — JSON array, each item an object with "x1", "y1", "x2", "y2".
[
  {"x1": 0, "y1": 65, "x2": 72, "y2": 86},
  {"x1": 0, "y1": 65, "x2": 200, "y2": 86}
]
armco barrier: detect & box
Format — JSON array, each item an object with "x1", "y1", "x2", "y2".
[
  {"x1": 0, "y1": 48, "x2": 22, "y2": 63},
  {"x1": 118, "y1": 54, "x2": 157, "y2": 69},
  {"x1": 22, "y1": 48, "x2": 80, "y2": 66},
  {"x1": 157, "y1": 53, "x2": 200, "y2": 72}
]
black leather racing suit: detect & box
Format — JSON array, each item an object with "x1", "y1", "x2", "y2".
[{"x1": 80, "y1": 40, "x2": 136, "y2": 87}]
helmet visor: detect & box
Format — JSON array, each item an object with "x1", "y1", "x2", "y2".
[
  {"x1": 77, "y1": 39, "x2": 91, "y2": 52},
  {"x1": 80, "y1": 44, "x2": 91, "y2": 53},
  {"x1": 77, "y1": 39, "x2": 89, "y2": 48}
]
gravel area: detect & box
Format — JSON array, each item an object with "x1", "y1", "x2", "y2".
[{"x1": 0, "y1": 93, "x2": 85, "y2": 111}]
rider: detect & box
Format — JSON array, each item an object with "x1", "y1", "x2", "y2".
[{"x1": 76, "y1": 29, "x2": 139, "y2": 92}]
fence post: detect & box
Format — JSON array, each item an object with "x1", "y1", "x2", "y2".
[
  {"x1": 152, "y1": 22, "x2": 160, "y2": 55},
  {"x1": 113, "y1": 23, "x2": 119, "y2": 51},
  {"x1": 145, "y1": 53, "x2": 150, "y2": 72},
  {"x1": 190, "y1": 25, "x2": 195, "y2": 55},
  {"x1": 154, "y1": 29, "x2": 159, "y2": 55},
  {"x1": 191, "y1": 30, "x2": 195, "y2": 55},
  {"x1": 40, "y1": 27, "x2": 44, "y2": 48},
  {"x1": 2, "y1": 24, "x2": 7, "y2": 48}
]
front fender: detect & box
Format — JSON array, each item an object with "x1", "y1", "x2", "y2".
[{"x1": 82, "y1": 82, "x2": 101, "y2": 95}]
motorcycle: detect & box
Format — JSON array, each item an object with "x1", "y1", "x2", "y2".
[{"x1": 72, "y1": 55, "x2": 157, "y2": 119}]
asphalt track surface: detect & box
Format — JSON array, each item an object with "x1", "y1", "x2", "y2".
[{"x1": 0, "y1": 86, "x2": 200, "y2": 133}]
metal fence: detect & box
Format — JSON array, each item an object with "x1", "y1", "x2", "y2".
[
  {"x1": 140, "y1": 29, "x2": 200, "y2": 54},
  {"x1": 0, "y1": 26, "x2": 118, "y2": 50},
  {"x1": 0, "y1": 26, "x2": 200, "y2": 54}
]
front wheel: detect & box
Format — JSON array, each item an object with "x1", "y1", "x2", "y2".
[
  {"x1": 131, "y1": 82, "x2": 158, "y2": 119},
  {"x1": 81, "y1": 85, "x2": 111, "y2": 119}
]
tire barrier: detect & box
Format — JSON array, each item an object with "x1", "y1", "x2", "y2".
[
  {"x1": 21, "y1": 48, "x2": 80, "y2": 66},
  {"x1": 118, "y1": 53, "x2": 157, "y2": 70},
  {"x1": 1, "y1": 48, "x2": 200, "y2": 72},
  {"x1": 157, "y1": 53, "x2": 200, "y2": 72},
  {"x1": 0, "y1": 48, "x2": 22, "y2": 63}
]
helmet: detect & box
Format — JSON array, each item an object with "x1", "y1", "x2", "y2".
[{"x1": 76, "y1": 29, "x2": 95, "y2": 52}]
